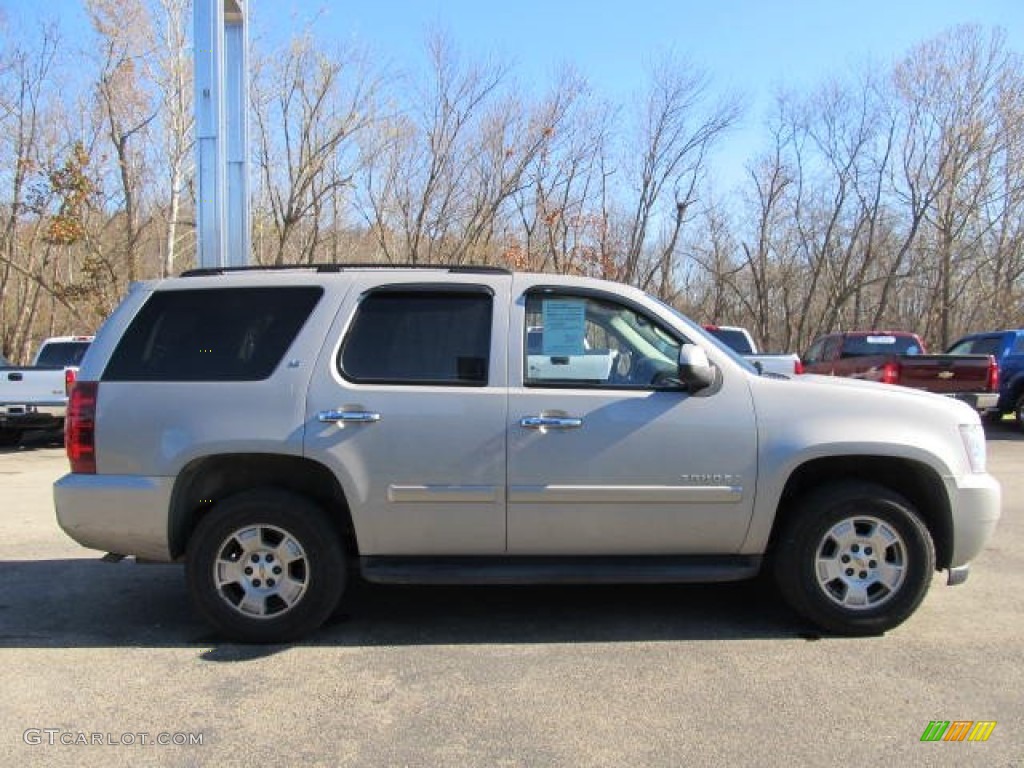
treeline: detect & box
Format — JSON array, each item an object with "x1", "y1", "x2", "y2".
[{"x1": 1, "y1": 1, "x2": 1022, "y2": 362}]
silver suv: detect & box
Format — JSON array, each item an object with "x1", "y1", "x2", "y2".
[{"x1": 55, "y1": 265, "x2": 1001, "y2": 642}]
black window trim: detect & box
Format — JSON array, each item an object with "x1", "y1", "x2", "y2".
[
  {"x1": 522, "y1": 285, "x2": 687, "y2": 392},
  {"x1": 102, "y1": 285, "x2": 324, "y2": 382},
  {"x1": 337, "y1": 284, "x2": 494, "y2": 388}
]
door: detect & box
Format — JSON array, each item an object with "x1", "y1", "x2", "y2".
[
  {"x1": 304, "y1": 275, "x2": 511, "y2": 556},
  {"x1": 507, "y1": 281, "x2": 758, "y2": 554}
]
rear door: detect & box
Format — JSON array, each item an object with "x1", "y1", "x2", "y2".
[{"x1": 304, "y1": 275, "x2": 511, "y2": 556}]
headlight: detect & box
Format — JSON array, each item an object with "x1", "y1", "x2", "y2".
[{"x1": 959, "y1": 423, "x2": 987, "y2": 474}]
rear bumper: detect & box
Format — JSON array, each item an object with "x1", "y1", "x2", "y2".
[
  {"x1": 0, "y1": 402, "x2": 65, "y2": 430},
  {"x1": 947, "y1": 471, "x2": 1001, "y2": 568},
  {"x1": 54, "y1": 473, "x2": 174, "y2": 561},
  {"x1": 948, "y1": 392, "x2": 999, "y2": 411}
]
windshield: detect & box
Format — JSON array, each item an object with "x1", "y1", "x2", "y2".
[
  {"x1": 840, "y1": 335, "x2": 921, "y2": 358},
  {"x1": 35, "y1": 341, "x2": 90, "y2": 367},
  {"x1": 648, "y1": 296, "x2": 760, "y2": 375},
  {"x1": 704, "y1": 327, "x2": 754, "y2": 354}
]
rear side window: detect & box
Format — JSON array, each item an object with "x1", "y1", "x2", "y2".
[
  {"x1": 840, "y1": 335, "x2": 920, "y2": 357},
  {"x1": 339, "y1": 290, "x2": 491, "y2": 386},
  {"x1": 823, "y1": 337, "x2": 842, "y2": 361},
  {"x1": 704, "y1": 327, "x2": 753, "y2": 354},
  {"x1": 968, "y1": 337, "x2": 1003, "y2": 356},
  {"x1": 104, "y1": 287, "x2": 322, "y2": 381},
  {"x1": 803, "y1": 338, "x2": 825, "y2": 364}
]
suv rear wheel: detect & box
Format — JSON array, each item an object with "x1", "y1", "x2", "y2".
[
  {"x1": 186, "y1": 488, "x2": 346, "y2": 643},
  {"x1": 774, "y1": 481, "x2": 935, "y2": 635}
]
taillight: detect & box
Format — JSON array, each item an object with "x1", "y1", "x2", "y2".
[
  {"x1": 794, "y1": 359, "x2": 804, "y2": 375},
  {"x1": 66, "y1": 381, "x2": 98, "y2": 474},
  {"x1": 64, "y1": 368, "x2": 77, "y2": 396},
  {"x1": 881, "y1": 361, "x2": 900, "y2": 384},
  {"x1": 987, "y1": 357, "x2": 999, "y2": 392}
]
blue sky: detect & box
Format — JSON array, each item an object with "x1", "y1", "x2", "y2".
[
  {"x1": 3, "y1": 0, "x2": 1022, "y2": 187},
  {"x1": 277, "y1": 0, "x2": 1021, "y2": 99},
  {"x1": 253, "y1": 0, "x2": 1024, "y2": 187},
  {"x1": 264, "y1": 2, "x2": 1023, "y2": 92},
  {"x1": 7, "y1": 0, "x2": 1020, "y2": 100}
]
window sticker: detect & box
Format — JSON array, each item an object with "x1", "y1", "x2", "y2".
[
  {"x1": 865, "y1": 335, "x2": 896, "y2": 344},
  {"x1": 541, "y1": 299, "x2": 586, "y2": 356}
]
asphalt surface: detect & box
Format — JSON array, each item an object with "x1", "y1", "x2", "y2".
[{"x1": 0, "y1": 427, "x2": 1021, "y2": 767}]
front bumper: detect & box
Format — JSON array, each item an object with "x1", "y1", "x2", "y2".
[
  {"x1": 947, "y1": 470, "x2": 1001, "y2": 568},
  {"x1": 54, "y1": 473, "x2": 175, "y2": 561}
]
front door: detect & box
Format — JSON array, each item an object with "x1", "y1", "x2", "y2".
[{"x1": 507, "y1": 281, "x2": 757, "y2": 554}]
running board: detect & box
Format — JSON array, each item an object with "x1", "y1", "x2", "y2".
[{"x1": 359, "y1": 555, "x2": 762, "y2": 586}]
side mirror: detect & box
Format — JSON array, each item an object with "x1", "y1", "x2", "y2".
[{"x1": 678, "y1": 343, "x2": 715, "y2": 392}]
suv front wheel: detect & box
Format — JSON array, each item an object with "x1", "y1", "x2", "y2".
[
  {"x1": 774, "y1": 481, "x2": 935, "y2": 636},
  {"x1": 186, "y1": 488, "x2": 346, "y2": 643}
]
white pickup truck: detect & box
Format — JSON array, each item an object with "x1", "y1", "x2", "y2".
[
  {"x1": 0, "y1": 336, "x2": 93, "y2": 446},
  {"x1": 54, "y1": 266, "x2": 999, "y2": 643},
  {"x1": 703, "y1": 324, "x2": 803, "y2": 377}
]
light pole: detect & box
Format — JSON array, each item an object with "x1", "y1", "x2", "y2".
[{"x1": 194, "y1": 0, "x2": 250, "y2": 268}]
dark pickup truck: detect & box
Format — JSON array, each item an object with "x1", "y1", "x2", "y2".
[
  {"x1": 801, "y1": 331, "x2": 999, "y2": 412},
  {"x1": 947, "y1": 329, "x2": 1024, "y2": 426}
]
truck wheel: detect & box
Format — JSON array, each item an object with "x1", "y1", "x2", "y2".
[
  {"x1": 774, "y1": 482, "x2": 934, "y2": 636},
  {"x1": 981, "y1": 409, "x2": 1004, "y2": 426},
  {"x1": 186, "y1": 488, "x2": 346, "y2": 643},
  {"x1": 0, "y1": 429, "x2": 20, "y2": 447},
  {"x1": 1015, "y1": 395, "x2": 1024, "y2": 430}
]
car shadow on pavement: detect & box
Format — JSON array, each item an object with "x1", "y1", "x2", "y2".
[
  {"x1": 0, "y1": 429, "x2": 64, "y2": 453},
  {"x1": 984, "y1": 420, "x2": 1024, "y2": 442},
  {"x1": 0, "y1": 558, "x2": 813, "y2": 653}
]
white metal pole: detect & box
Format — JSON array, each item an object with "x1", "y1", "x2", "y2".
[{"x1": 194, "y1": 0, "x2": 250, "y2": 269}]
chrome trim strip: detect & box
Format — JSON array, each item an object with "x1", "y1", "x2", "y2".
[
  {"x1": 388, "y1": 485, "x2": 500, "y2": 503},
  {"x1": 520, "y1": 416, "x2": 584, "y2": 430},
  {"x1": 508, "y1": 485, "x2": 743, "y2": 504},
  {"x1": 317, "y1": 410, "x2": 381, "y2": 423}
]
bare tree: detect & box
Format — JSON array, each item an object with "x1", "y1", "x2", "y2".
[
  {"x1": 152, "y1": 0, "x2": 193, "y2": 276},
  {"x1": 619, "y1": 54, "x2": 740, "y2": 295},
  {"x1": 359, "y1": 33, "x2": 513, "y2": 264},
  {"x1": 252, "y1": 34, "x2": 376, "y2": 265},
  {"x1": 509, "y1": 69, "x2": 617, "y2": 275},
  {"x1": 85, "y1": 0, "x2": 158, "y2": 285},
  {"x1": 891, "y1": 27, "x2": 1015, "y2": 345},
  {"x1": 0, "y1": 22, "x2": 66, "y2": 359}
]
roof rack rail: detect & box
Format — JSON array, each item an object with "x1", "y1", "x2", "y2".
[{"x1": 179, "y1": 263, "x2": 512, "y2": 277}]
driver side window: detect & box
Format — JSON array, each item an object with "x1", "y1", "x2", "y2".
[{"x1": 523, "y1": 293, "x2": 682, "y2": 389}]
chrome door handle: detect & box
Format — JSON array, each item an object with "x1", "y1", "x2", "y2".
[
  {"x1": 520, "y1": 416, "x2": 583, "y2": 430},
  {"x1": 318, "y1": 410, "x2": 381, "y2": 424}
]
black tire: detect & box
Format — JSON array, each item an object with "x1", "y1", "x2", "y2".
[
  {"x1": 981, "y1": 409, "x2": 1004, "y2": 426},
  {"x1": 774, "y1": 481, "x2": 935, "y2": 636},
  {"x1": 186, "y1": 488, "x2": 346, "y2": 643},
  {"x1": 1015, "y1": 394, "x2": 1024, "y2": 431},
  {"x1": 0, "y1": 429, "x2": 20, "y2": 447}
]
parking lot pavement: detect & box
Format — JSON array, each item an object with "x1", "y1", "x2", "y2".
[{"x1": 1, "y1": 428, "x2": 1022, "y2": 767}]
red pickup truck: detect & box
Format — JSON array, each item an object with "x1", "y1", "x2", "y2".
[{"x1": 801, "y1": 331, "x2": 999, "y2": 412}]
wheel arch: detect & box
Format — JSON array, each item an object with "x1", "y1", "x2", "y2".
[
  {"x1": 767, "y1": 455, "x2": 954, "y2": 570},
  {"x1": 169, "y1": 453, "x2": 357, "y2": 560},
  {"x1": 1005, "y1": 371, "x2": 1024, "y2": 412}
]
